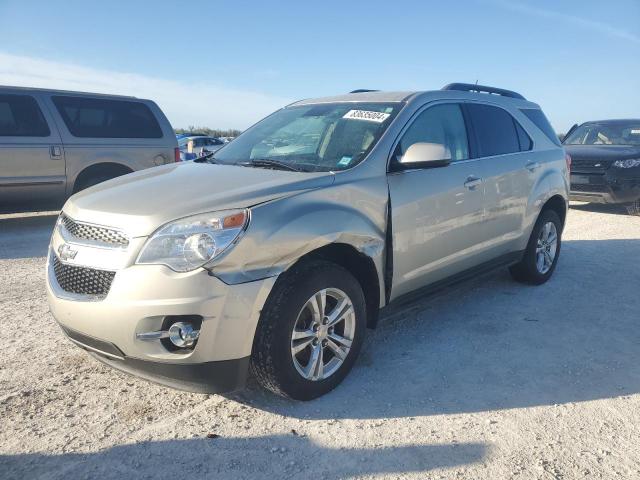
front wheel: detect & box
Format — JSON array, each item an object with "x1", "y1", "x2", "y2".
[
  {"x1": 509, "y1": 209, "x2": 563, "y2": 285},
  {"x1": 250, "y1": 260, "x2": 366, "y2": 400}
]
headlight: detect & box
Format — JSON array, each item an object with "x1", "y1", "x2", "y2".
[
  {"x1": 613, "y1": 158, "x2": 640, "y2": 168},
  {"x1": 136, "y1": 209, "x2": 248, "y2": 272}
]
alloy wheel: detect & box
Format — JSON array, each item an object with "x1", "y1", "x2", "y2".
[
  {"x1": 290, "y1": 288, "x2": 355, "y2": 381},
  {"x1": 535, "y1": 221, "x2": 558, "y2": 274}
]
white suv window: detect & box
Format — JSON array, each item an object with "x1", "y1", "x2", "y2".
[{"x1": 0, "y1": 94, "x2": 50, "y2": 137}]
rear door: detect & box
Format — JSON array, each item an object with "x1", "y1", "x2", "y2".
[
  {"x1": 387, "y1": 102, "x2": 488, "y2": 300},
  {"x1": 46, "y1": 95, "x2": 176, "y2": 194},
  {"x1": 0, "y1": 93, "x2": 65, "y2": 211},
  {"x1": 464, "y1": 102, "x2": 537, "y2": 257}
]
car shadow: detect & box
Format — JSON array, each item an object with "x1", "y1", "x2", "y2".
[
  {"x1": 0, "y1": 213, "x2": 58, "y2": 260},
  {"x1": 569, "y1": 201, "x2": 633, "y2": 216},
  {"x1": 231, "y1": 239, "x2": 640, "y2": 420},
  {"x1": 0, "y1": 436, "x2": 487, "y2": 480}
]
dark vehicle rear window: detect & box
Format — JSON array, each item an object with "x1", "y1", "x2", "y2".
[
  {"x1": 52, "y1": 96, "x2": 163, "y2": 139},
  {"x1": 466, "y1": 103, "x2": 521, "y2": 157},
  {"x1": 521, "y1": 108, "x2": 561, "y2": 146},
  {"x1": 0, "y1": 94, "x2": 50, "y2": 137}
]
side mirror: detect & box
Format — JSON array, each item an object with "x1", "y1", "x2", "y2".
[{"x1": 399, "y1": 142, "x2": 451, "y2": 169}]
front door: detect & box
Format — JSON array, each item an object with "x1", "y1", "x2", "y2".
[
  {"x1": 387, "y1": 102, "x2": 487, "y2": 300},
  {"x1": 0, "y1": 93, "x2": 65, "y2": 211}
]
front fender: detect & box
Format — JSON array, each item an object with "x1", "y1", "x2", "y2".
[{"x1": 210, "y1": 177, "x2": 389, "y2": 300}]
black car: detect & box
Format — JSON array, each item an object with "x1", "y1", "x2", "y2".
[{"x1": 563, "y1": 119, "x2": 640, "y2": 212}]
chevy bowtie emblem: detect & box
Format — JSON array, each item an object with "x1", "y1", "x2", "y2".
[{"x1": 58, "y1": 243, "x2": 78, "y2": 261}]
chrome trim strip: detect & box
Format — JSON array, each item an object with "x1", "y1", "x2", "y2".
[
  {"x1": 136, "y1": 330, "x2": 170, "y2": 341},
  {"x1": 66, "y1": 336, "x2": 125, "y2": 360},
  {"x1": 58, "y1": 213, "x2": 130, "y2": 250}
]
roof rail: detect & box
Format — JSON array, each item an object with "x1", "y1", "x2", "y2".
[
  {"x1": 349, "y1": 89, "x2": 379, "y2": 94},
  {"x1": 442, "y1": 83, "x2": 526, "y2": 100}
]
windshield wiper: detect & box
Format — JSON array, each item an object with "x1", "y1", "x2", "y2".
[
  {"x1": 239, "y1": 159, "x2": 302, "y2": 172},
  {"x1": 193, "y1": 152, "x2": 218, "y2": 164}
]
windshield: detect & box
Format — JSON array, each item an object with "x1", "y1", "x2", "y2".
[
  {"x1": 564, "y1": 122, "x2": 640, "y2": 146},
  {"x1": 212, "y1": 102, "x2": 402, "y2": 172}
]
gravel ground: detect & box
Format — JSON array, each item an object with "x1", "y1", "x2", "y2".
[{"x1": 1, "y1": 204, "x2": 639, "y2": 479}]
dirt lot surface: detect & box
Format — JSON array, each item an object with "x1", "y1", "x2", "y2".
[{"x1": 1, "y1": 204, "x2": 639, "y2": 479}]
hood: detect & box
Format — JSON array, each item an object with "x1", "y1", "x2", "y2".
[
  {"x1": 564, "y1": 144, "x2": 640, "y2": 161},
  {"x1": 64, "y1": 162, "x2": 335, "y2": 237}
]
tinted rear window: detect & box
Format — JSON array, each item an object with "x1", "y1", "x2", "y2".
[
  {"x1": 521, "y1": 108, "x2": 561, "y2": 146},
  {"x1": 0, "y1": 94, "x2": 50, "y2": 137},
  {"x1": 466, "y1": 103, "x2": 520, "y2": 157},
  {"x1": 52, "y1": 96, "x2": 163, "y2": 138}
]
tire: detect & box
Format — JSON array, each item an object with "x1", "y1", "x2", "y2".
[
  {"x1": 509, "y1": 209, "x2": 563, "y2": 285},
  {"x1": 250, "y1": 259, "x2": 366, "y2": 400}
]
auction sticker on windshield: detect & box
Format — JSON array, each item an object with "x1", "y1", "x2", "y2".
[{"x1": 343, "y1": 110, "x2": 390, "y2": 123}]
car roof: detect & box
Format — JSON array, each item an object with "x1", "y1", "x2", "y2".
[
  {"x1": 581, "y1": 119, "x2": 640, "y2": 125},
  {"x1": 0, "y1": 85, "x2": 140, "y2": 100},
  {"x1": 290, "y1": 88, "x2": 539, "y2": 109}
]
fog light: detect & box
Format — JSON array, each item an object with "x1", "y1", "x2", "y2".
[{"x1": 168, "y1": 322, "x2": 200, "y2": 348}]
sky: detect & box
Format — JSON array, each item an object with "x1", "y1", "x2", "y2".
[{"x1": 0, "y1": 0, "x2": 638, "y2": 133}]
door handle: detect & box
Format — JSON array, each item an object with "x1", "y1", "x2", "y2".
[
  {"x1": 49, "y1": 145, "x2": 63, "y2": 159},
  {"x1": 526, "y1": 161, "x2": 540, "y2": 172},
  {"x1": 464, "y1": 176, "x2": 482, "y2": 190}
]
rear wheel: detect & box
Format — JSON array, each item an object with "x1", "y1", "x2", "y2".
[
  {"x1": 509, "y1": 209, "x2": 563, "y2": 285},
  {"x1": 250, "y1": 260, "x2": 366, "y2": 400}
]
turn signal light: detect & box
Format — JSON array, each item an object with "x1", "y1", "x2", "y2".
[{"x1": 223, "y1": 212, "x2": 247, "y2": 229}]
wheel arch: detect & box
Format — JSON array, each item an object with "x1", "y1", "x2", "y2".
[
  {"x1": 286, "y1": 243, "x2": 381, "y2": 329},
  {"x1": 541, "y1": 194, "x2": 567, "y2": 228},
  {"x1": 72, "y1": 162, "x2": 133, "y2": 193}
]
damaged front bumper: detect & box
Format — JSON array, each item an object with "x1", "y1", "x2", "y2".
[{"x1": 47, "y1": 221, "x2": 277, "y2": 393}]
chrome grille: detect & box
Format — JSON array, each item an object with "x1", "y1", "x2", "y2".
[
  {"x1": 52, "y1": 255, "x2": 115, "y2": 297},
  {"x1": 60, "y1": 214, "x2": 129, "y2": 247}
]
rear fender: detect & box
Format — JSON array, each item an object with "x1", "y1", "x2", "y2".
[{"x1": 520, "y1": 161, "x2": 568, "y2": 249}]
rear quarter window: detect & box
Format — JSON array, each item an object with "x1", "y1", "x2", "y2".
[
  {"x1": 520, "y1": 108, "x2": 561, "y2": 146},
  {"x1": 0, "y1": 94, "x2": 50, "y2": 137},
  {"x1": 52, "y1": 96, "x2": 163, "y2": 139}
]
